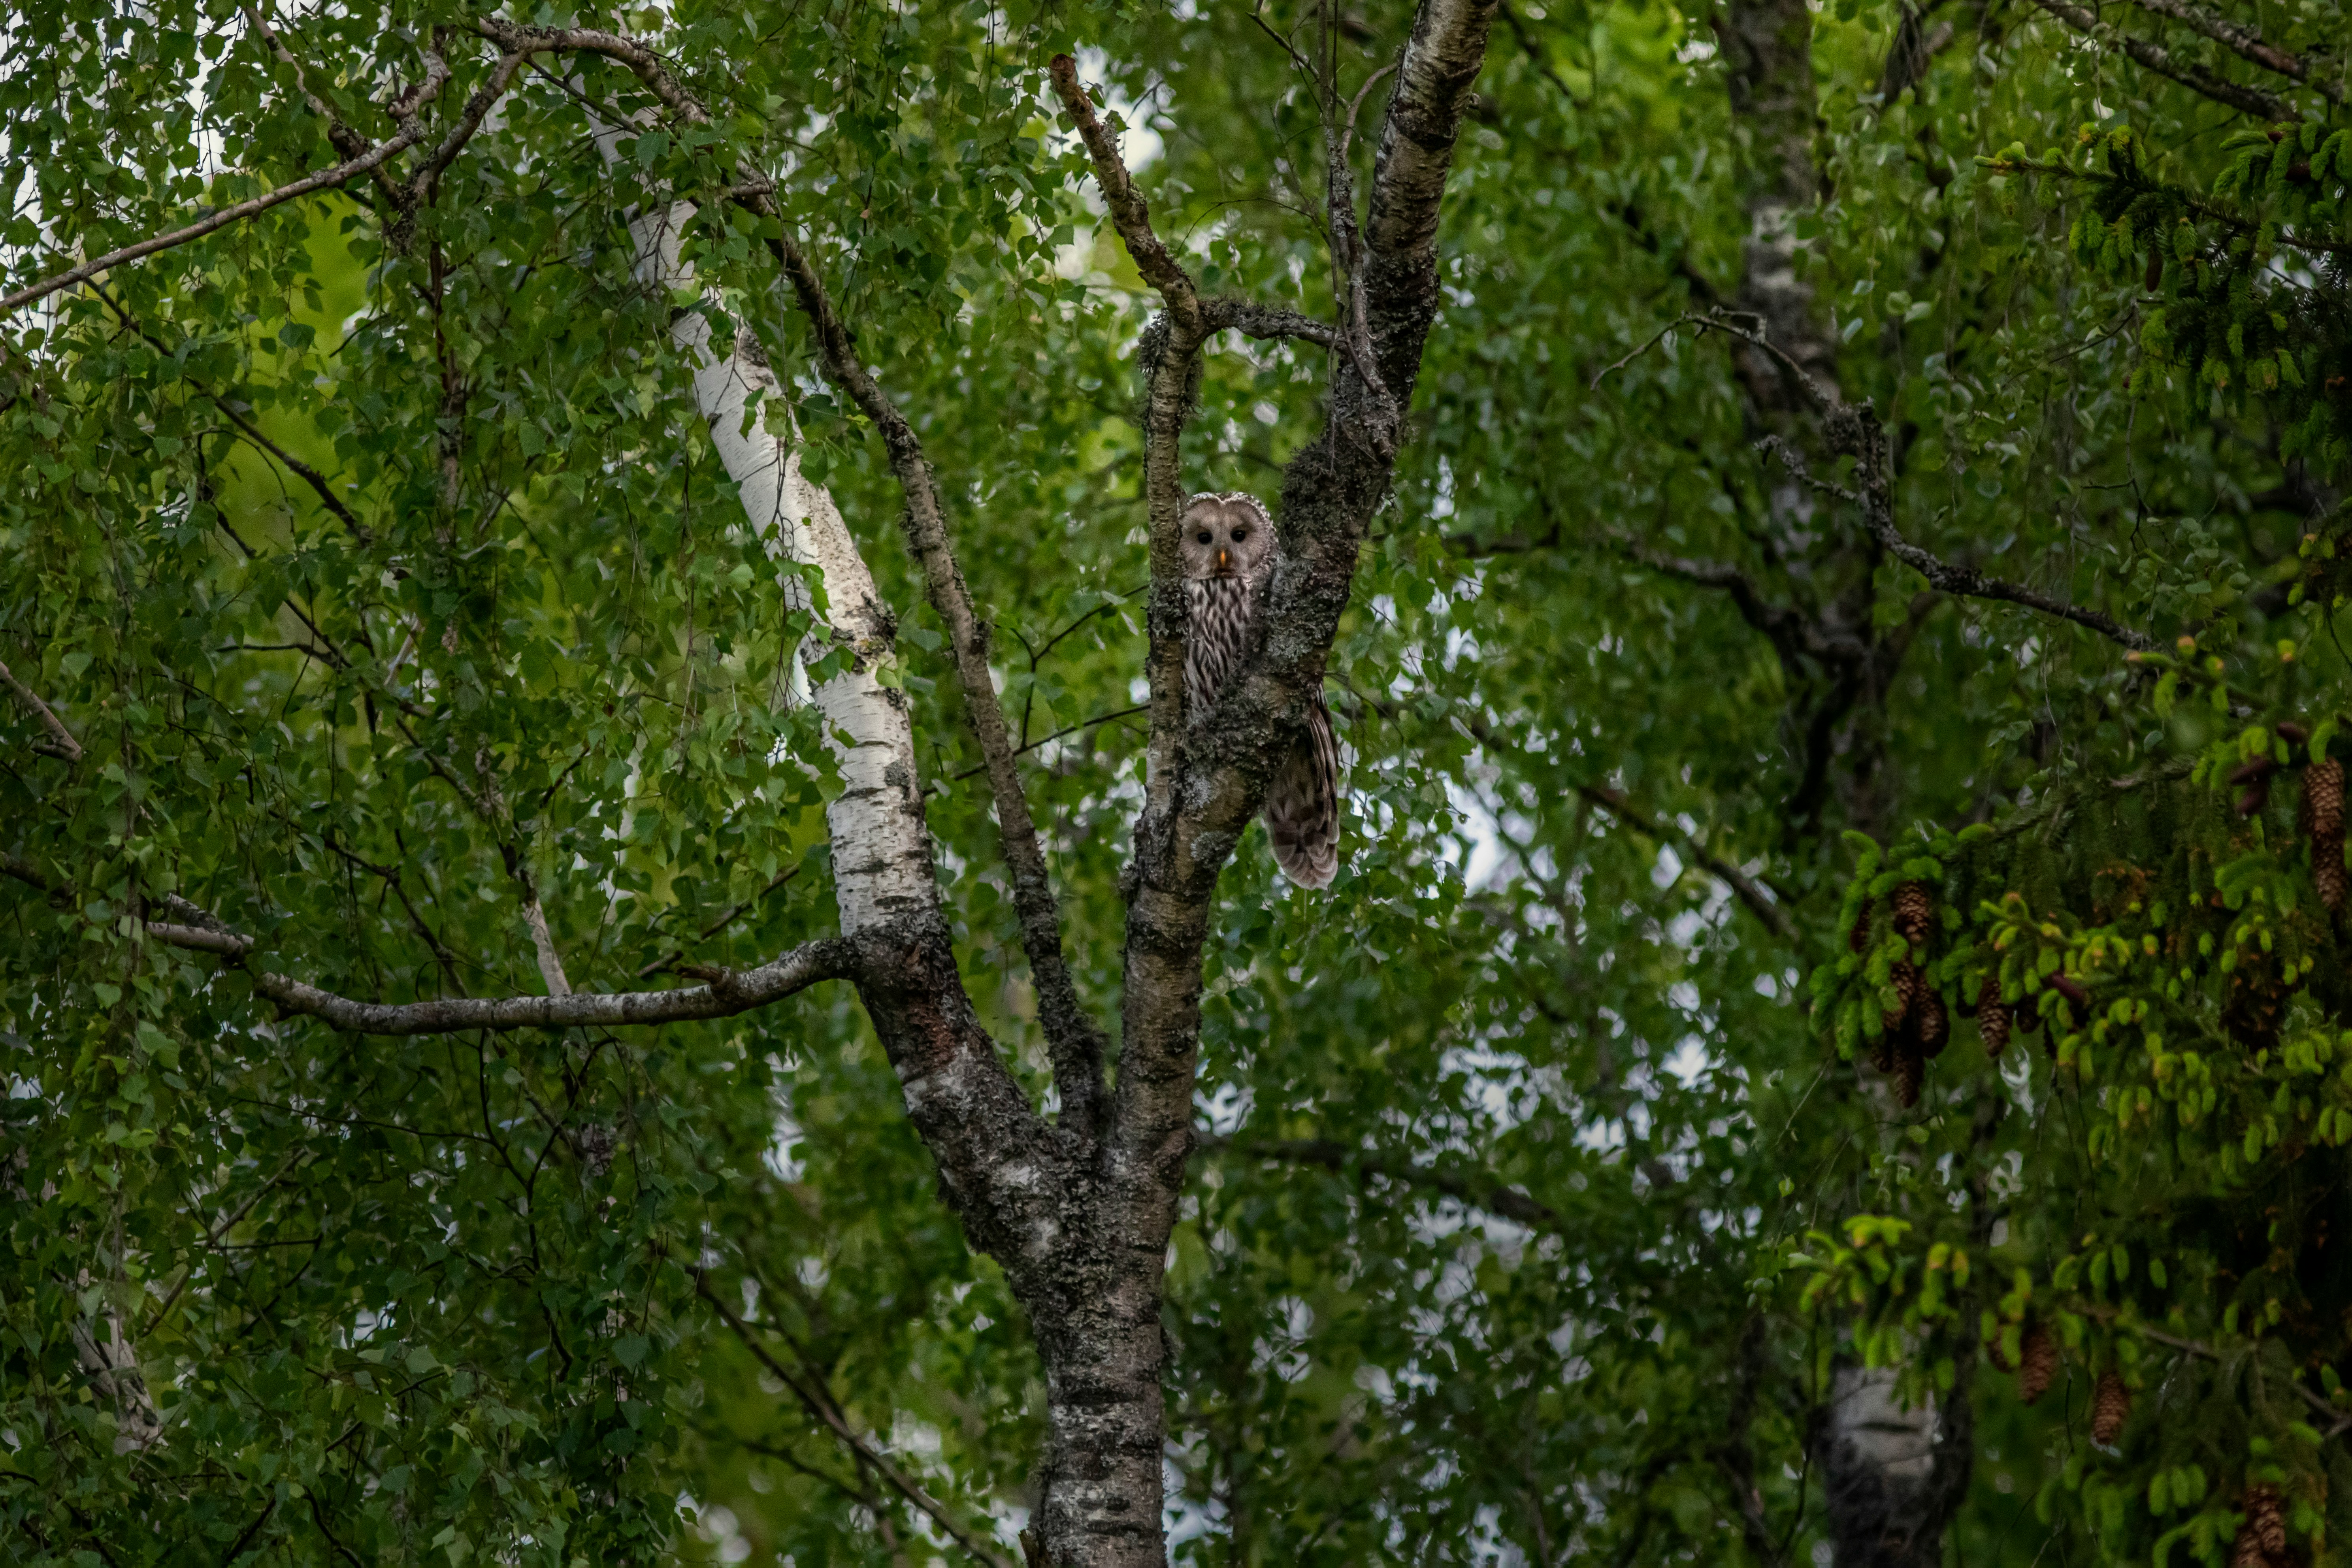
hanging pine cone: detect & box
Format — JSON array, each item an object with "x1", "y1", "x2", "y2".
[
  {"x1": 2318, "y1": 833, "x2": 2347, "y2": 914},
  {"x1": 2307, "y1": 757, "x2": 2344, "y2": 839},
  {"x1": 2247, "y1": 1484, "x2": 2288, "y2": 1558},
  {"x1": 2090, "y1": 1371, "x2": 2131, "y2": 1445},
  {"x1": 1892, "y1": 880, "x2": 1934, "y2": 946},
  {"x1": 1892, "y1": 1038, "x2": 1924, "y2": 1109},
  {"x1": 2017, "y1": 1323, "x2": 2058, "y2": 1404},
  {"x1": 1869, "y1": 1025, "x2": 1897, "y2": 1074},
  {"x1": 1979, "y1": 976, "x2": 2011, "y2": 1058},
  {"x1": 2014, "y1": 993, "x2": 2040, "y2": 1037},
  {"x1": 1916, "y1": 987, "x2": 1949, "y2": 1059},
  {"x1": 1885, "y1": 959, "x2": 1921, "y2": 1031},
  {"x1": 2231, "y1": 1525, "x2": 2269, "y2": 1568},
  {"x1": 1849, "y1": 896, "x2": 1874, "y2": 954},
  {"x1": 1986, "y1": 1326, "x2": 2017, "y2": 1373}
]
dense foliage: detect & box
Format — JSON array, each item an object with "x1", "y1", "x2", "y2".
[{"x1": 3, "y1": 0, "x2": 2349, "y2": 1563}]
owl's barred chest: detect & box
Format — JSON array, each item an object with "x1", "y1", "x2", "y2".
[{"x1": 1185, "y1": 575, "x2": 1263, "y2": 712}]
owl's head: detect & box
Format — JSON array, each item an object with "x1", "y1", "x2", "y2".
[{"x1": 1180, "y1": 492, "x2": 1273, "y2": 580}]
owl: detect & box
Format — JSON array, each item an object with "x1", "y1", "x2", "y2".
[{"x1": 1180, "y1": 492, "x2": 1340, "y2": 889}]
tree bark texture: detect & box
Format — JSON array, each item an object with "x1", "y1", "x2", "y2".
[{"x1": 635, "y1": 10, "x2": 1495, "y2": 1562}]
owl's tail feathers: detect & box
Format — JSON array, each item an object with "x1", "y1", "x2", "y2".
[{"x1": 1265, "y1": 698, "x2": 1341, "y2": 890}]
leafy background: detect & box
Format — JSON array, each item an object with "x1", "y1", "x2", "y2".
[{"x1": 2, "y1": 0, "x2": 2347, "y2": 1562}]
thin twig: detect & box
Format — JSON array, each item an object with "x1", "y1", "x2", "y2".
[{"x1": 692, "y1": 1271, "x2": 1017, "y2": 1568}]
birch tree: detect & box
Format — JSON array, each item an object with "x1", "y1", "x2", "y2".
[{"x1": 2, "y1": 1, "x2": 1494, "y2": 1562}]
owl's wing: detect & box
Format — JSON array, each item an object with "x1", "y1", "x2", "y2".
[{"x1": 1265, "y1": 690, "x2": 1340, "y2": 890}]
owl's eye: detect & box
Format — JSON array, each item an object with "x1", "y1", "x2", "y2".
[
  {"x1": 1195, "y1": 530, "x2": 1213, "y2": 545},
  {"x1": 1230, "y1": 527, "x2": 1249, "y2": 542}
]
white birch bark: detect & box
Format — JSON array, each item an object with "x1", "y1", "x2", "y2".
[{"x1": 620, "y1": 199, "x2": 934, "y2": 935}]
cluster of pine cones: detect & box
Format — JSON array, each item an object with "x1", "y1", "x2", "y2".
[
  {"x1": 2231, "y1": 1483, "x2": 2292, "y2": 1568},
  {"x1": 1867, "y1": 882, "x2": 1945, "y2": 1108},
  {"x1": 1990, "y1": 1326, "x2": 2135, "y2": 1444}
]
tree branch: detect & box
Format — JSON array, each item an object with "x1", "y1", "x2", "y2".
[
  {"x1": 1674, "y1": 311, "x2": 2158, "y2": 654},
  {"x1": 1576, "y1": 784, "x2": 1797, "y2": 942},
  {"x1": 2024, "y1": 0, "x2": 2298, "y2": 120},
  {"x1": 1048, "y1": 56, "x2": 1204, "y2": 338},
  {"x1": 141, "y1": 906, "x2": 853, "y2": 1033},
  {"x1": 691, "y1": 1270, "x2": 1018, "y2": 1568},
  {"x1": 0, "y1": 56, "x2": 452, "y2": 315},
  {"x1": 1201, "y1": 297, "x2": 1337, "y2": 347},
  {"x1": 748, "y1": 209, "x2": 1110, "y2": 1144},
  {"x1": 1761, "y1": 429, "x2": 2157, "y2": 652},
  {"x1": 0, "y1": 660, "x2": 84, "y2": 762},
  {"x1": 2121, "y1": 0, "x2": 2335, "y2": 96}
]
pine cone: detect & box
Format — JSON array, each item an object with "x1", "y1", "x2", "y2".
[
  {"x1": 2317, "y1": 827, "x2": 2347, "y2": 914},
  {"x1": 1869, "y1": 1026, "x2": 1897, "y2": 1074},
  {"x1": 1849, "y1": 897, "x2": 1874, "y2": 954},
  {"x1": 2247, "y1": 1484, "x2": 2288, "y2": 1558},
  {"x1": 1886, "y1": 959, "x2": 1921, "y2": 1030},
  {"x1": 1979, "y1": 976, "x2": 2011, "y2": 1058},
  {"x1": 2017, "y1": 1323, "x2": 2058, "y2": 1404},
  {"x1": 1916, "y1": 987, "x2": 1950, "y2": 1059},
  {"x1": 1892, "y1": 1039, "x2": 1925, "y2": 1109},
  {"x1": 2014, "y1": 993, "x2": 2041, "y2": 1037},
  {"x1": 2230, "y1": 1525, "x2": 2269, "y2": 1568},
  {"x1": 2308, "y1": 757, "x2": 2344, "y2": 840},
  {"x1": 2090, "y1": 1371, "x2": 2131, "y2": 1445},
  {"x1": 1986, "y1": 1326, "x2": 2017, "y2": 1373},
  {"x1": 1892, "y1": 880, "x2": 1935, "y2": 946}
]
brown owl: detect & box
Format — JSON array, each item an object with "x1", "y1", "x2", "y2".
[{"x1": 1180, "y1": 492, "x2": 1340, "y2": 889}]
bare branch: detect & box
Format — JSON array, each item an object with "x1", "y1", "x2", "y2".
[
  {"x1": 141, "y1": 914, "x2": 854, "y2": 1033},
  {"x1": 746, "y1": 207, "x2": 1110, "y2": 1142},
  {"x1": 2121, "y1": 0, "x2": 2336, "y2": 98},
  {"x1": 415, "y1": 49, "x2": 533, "y2": 200},
  {"x1": 0, "y1": 59, "x2": 452, "y2": 315},
  {"x1": 1761, "y1": 430, "x2": 2159, "y2": 653},
  {"x1": 1576, "y1": 785, "x2": 1797, "y2": 942},
  {"x1": 1048, "y1": 55, "x2": 1204, "y2": 337},
  {"x1": 470, "y1": 18, "x2": 710, "y2": 126},
  {"x1": 1660, "y1": 310, "x2": 2160, "y2": 654},
  {"x1": 2024, "y1": 0, "x2": 2298, "y2": 120},
  {"x1": 0, "y1": 660, "x2": 83, "y2": 762},
  {"x1": 1201, "y1": 297, "x2": 1337, "y2": 347},
  {"x1": 948, "y1": 705, "x2": 1148, "y2": 783},
  {"x1": 692, "y1": 1270, "x2": 1019, "y2": 1568}
]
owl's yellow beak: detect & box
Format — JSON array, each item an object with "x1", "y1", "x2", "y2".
[{"x1": 1216, "y1": 548, "x2": 1230, "y2": 571}]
